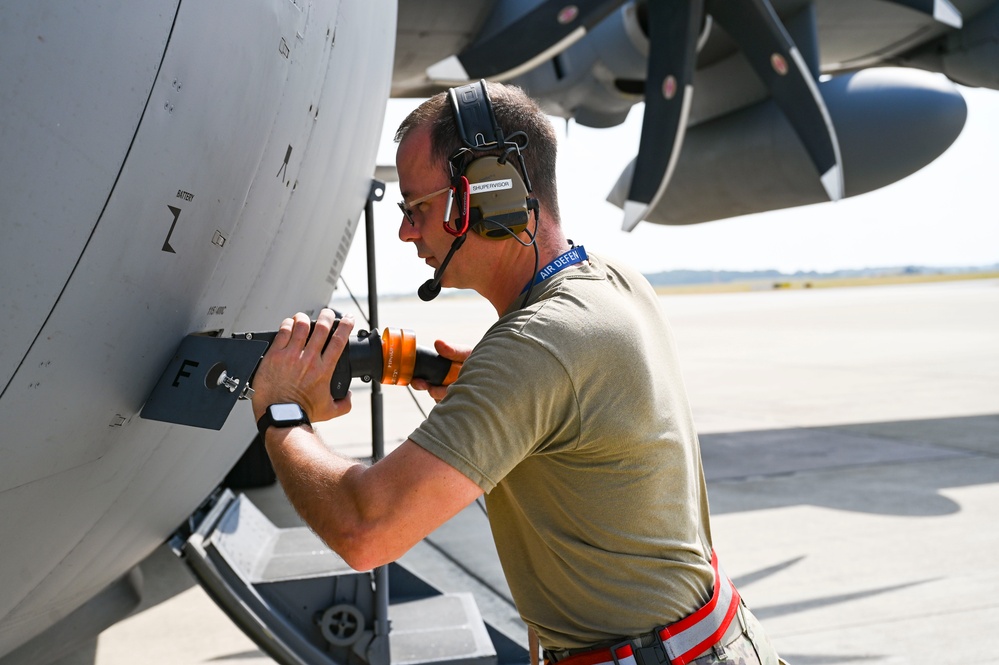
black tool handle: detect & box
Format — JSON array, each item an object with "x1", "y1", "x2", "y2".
[{"x1": 413, "y1": 347, "x2": 459, "y2": 385}]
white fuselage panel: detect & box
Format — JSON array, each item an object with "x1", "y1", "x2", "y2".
[{"x1": 0, "y1": 0, "x2": 396, "y2": 655}]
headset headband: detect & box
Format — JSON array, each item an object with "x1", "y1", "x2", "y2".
[
  {"x1": 445, "y1": 80, "x2": 538, "y2": 241},
  {"x1": 449, "y1": 81, "x2": 505, "y2": 150}
]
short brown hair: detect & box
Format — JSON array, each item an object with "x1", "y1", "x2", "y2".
[{"x1": 395, "y1": 82, "x2": 561, "y2": 224}]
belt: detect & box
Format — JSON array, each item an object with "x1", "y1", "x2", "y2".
[{"x1": 546, "y1": 550, "x2": 741, "y2": 665}]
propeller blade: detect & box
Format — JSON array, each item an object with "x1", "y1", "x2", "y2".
[
  {"x1": 882, "y1": 0, "x2": 962, "y2": 28},
  {"x1": 622, "y1": 0, "x2": 705, "y2": 232},
  {"x1": 707, "y1": 0, "x2": 843, "y2": 203},
  {"x1": 426, "y1": 0, "x2": 625, "y2": 83}
]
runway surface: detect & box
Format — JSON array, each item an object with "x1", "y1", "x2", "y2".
[{"x1": 71, "y1": 277, "x2": 999, "y2": 664}]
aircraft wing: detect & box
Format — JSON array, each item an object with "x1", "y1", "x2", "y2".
[{"x1": 392, "y1": 0, "x2": 997, "y2": 228}]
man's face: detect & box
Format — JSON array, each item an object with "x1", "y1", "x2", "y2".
[{"x1": 396, "y1": 125, "x2": 473, "y2": 289}]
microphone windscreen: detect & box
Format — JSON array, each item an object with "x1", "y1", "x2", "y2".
[{"x1": 418, "y1": 279, "x2": 441, "y2": 302}]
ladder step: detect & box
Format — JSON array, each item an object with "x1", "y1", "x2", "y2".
[
  {"x1": 177, "y1": 490, "x2": 518, "y2": 665},
  {"x1": 390, "y1": 594, "x2": 497, "y2": 665}
]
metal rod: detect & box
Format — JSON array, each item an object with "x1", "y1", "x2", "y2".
[
  {"x1": 366, "y1": 185, "x2": 385, "y2": 462},
  {"x1": 364, "y1": 181, "x2": 391, "y2": 663}
]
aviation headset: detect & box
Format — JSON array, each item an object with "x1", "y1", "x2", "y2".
[
  {"x1": 417, "y1": 80, "x2": 541, "y2": 302},
  {"x1": 446, "y1": 80, "x2": 539, "y2": 239}
]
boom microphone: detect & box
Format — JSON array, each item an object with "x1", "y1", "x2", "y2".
[
  {"x1": 419, "y1": 234, "x2": 467, "y2": 302},
  {"x1": 418, "y1": 278, "x2": 442, "y2": 302}
]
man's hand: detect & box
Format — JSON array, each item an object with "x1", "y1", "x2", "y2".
[
  {"x1": 251, "y1": 308, "x2": 354, "y2": 422},
  {"x1": 409, "y1": 338, "x2": 471, "y2": 402}
]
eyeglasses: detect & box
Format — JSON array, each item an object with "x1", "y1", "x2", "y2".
[{"x1": 398, "y1": 187, "x2": 449, "y2": 226}]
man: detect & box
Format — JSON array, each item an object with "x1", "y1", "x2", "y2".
[{"x1": 251, "y1": 82, "x2": 782, "y2": 664}]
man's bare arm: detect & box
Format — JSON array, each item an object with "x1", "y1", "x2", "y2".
[
  {"x1": 250, "y1": 308, "x2": 482, "y2": 570},
  {"x1": 264, "y1": 432, "x2": 483, "y2": 571}
]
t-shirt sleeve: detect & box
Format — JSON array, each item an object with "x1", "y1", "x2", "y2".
[{"x1": 407, "y1": 325, "x2": 580, "y2": 492}]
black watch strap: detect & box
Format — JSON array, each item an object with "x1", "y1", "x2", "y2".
[{"x1": 256, "y1": 403, "x2": 311, "y2": 437}]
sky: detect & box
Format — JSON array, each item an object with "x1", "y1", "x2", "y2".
[{"x1": 336, "y1": 84, "x2": 999, "y2": 299}]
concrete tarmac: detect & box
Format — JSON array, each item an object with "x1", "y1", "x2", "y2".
[{"x1": 77, "y1": 278, "x2": 999, "y2": 664}]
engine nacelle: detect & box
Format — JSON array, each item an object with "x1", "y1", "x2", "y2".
[
  {"x1": 900, "y1": 4, "x2": 999, "y2": 90},
  {"x1": 608, "y1": 68, "x2": 968, "y2": 226},
  {"x1": 510, "y1": 2, "x2": 649, "y2": 128}
]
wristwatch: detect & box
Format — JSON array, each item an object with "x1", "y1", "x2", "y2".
[{"x1": 256, "y1": 403, "x2": 311, "y2": 436}]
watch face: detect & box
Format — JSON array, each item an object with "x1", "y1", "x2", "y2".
[{"x1": 270, "y1": 403, "x2": 306, "y2": 424}]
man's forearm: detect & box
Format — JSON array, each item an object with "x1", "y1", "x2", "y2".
[
  {"x1": 263, "y1": 425, "x2": 374, "y2": 568},
  {"x1": 262, "y1": 426, "x2": 484, "y2": 572}
]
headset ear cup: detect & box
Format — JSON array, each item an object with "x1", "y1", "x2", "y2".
[
  {"x1": 447, "y1": 81, "x2": 535, "y2": 239},
  {"x1": 465, "y1": 157, "x2": 530, "y2": 239}
]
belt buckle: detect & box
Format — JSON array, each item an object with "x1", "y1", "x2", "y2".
[
  {"x1": 610, "y1": 640, "x2": 635, "y2": 665},
  {"x1": 611, "y1": 638, "x2": 668, "y2": 665},
  {"x1": 650, "y1": 626, "x2": 674, "y2": 665}
]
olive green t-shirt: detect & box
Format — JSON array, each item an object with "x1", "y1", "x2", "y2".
[{"x1": 408, "y1": 253, "x2": 714, "y2": 650}]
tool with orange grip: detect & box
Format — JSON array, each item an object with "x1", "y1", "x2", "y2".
[{"x1": 243, "y1": 321, "x2": 462, "y2": 400}]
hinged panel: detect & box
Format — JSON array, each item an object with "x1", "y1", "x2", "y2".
[{"x1": 141, "y1": 336, "x2": 268, "y2": 430}]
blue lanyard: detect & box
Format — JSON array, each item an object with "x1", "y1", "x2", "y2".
[{"x1": 522, "y1": 245, "x2": 588, "y2": 293}]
